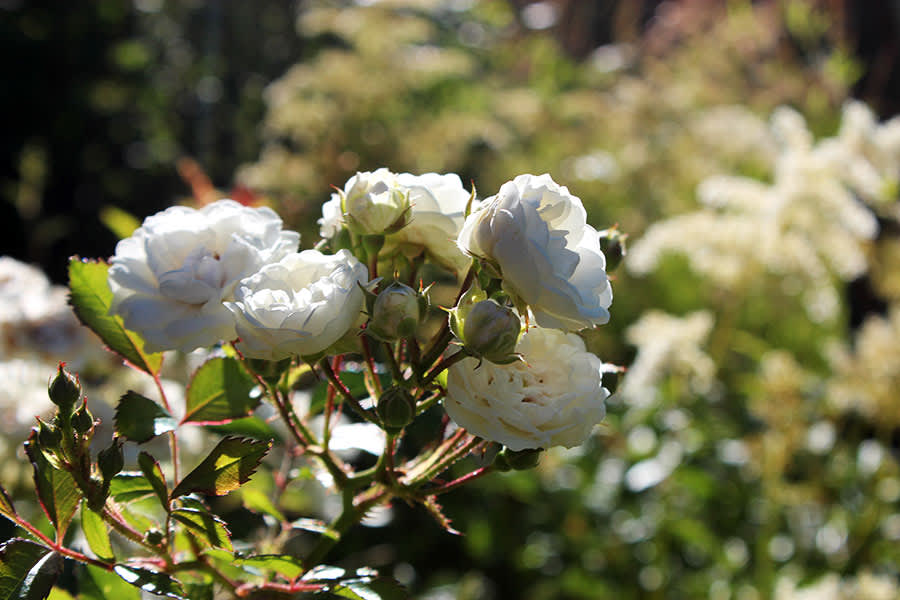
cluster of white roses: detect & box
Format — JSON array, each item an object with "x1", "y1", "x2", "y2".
[{"x1": 108, "y1": 170, "x2": 618, "y2": 450}]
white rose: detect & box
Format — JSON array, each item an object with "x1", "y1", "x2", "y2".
[
  {"x1": 319, "y1": 168, "x2": 409, "y2": 237},
  {"x1": 108, "y1": 199, "x2": 300, "y2": 353},
  {"x1": 319, "y1": 170, "x2": 472, "y2": 275},
  {"x1": 444, "y1": 326, "x2": 610, "y2": 450},
  {"x1": 457, "y1": 173, "x2": 612, "y2": 330},
  {"x1": 225, "y1": 249, "x2": 368, "y2": 360},
  {"x1": 392, "y1": 172, "x2": 472, "y2": 274}
]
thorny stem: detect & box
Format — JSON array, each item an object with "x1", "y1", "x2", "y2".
[
  {"x1": 322, "y1": 355, "x2": 342, "y2": 448},
  {"x1": 152, "y1": 372, "x2": 180, "y2": 483},
  {"x1": 318, "y1": 358, "x2": 379, "y2": 425},
  {"x1": 420, "y1": 264, "x2": 474, "y2": 370},
  {"x1": 419, "y1": 350, "x2": 468, "y2": 392},
  {"x1": 383, "y1": 341, "x2": 404, "y2": 383},
  {"x1": 359, "y1": 333, "x2": 383, "y2": 398},
  {"x1": 426, "y1": 465, "x2": 493, "y2": 496}
]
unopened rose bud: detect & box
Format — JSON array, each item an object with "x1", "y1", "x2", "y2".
[
  {"x1": 368, "y1": 282, "x2": 422, "y2": 341},
  {"x1": 37, "y1": 418, "x2": 62, "y2": 449},
  {"x1": 598, "y1": 226, "x2": 627, "y2": 272},
  {"x1": 376, "y1": 386, "x2": 416, "y2": 433},
  {"x1": 497, "y1": 447, "x2": 543, "y2": 471},
  {"x1": 71, "y1": 403, "x2": 94, "y2": 434},
  {"x1": 98, "y1": 438, "x2": 125, "y2": 481},
  {"x1": 343, "y1": 174, "x2": 411, "y2": 236},
  {"x1": 455, "y1": 299, "x2": 521, "y2": 365},
  {"x1": 48, "y1": 363, "x2": 81, "y2": 416}
]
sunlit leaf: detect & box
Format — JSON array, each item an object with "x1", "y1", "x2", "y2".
[
  {"x1": 183, "y1": 357, "x2": 258, "y2": 425},
  {"x1": 107, "y1": 473, "x2": 154, "y2": 504},
  {"x1": 205, "y1": 416, "x2": 281, "y2": 443},
  {"x1": 170, "y1": 437, "x2": 271, "y2": 499},
  {"x1": 99, "y1": 205, "x2": 140, "y2": 240},
  {"x1": 67, "y1": 259, "x2": 162, "y2": 375},
  {"x1": 170, "y1": 508, "x2": 232, "y2": 551},
  {"x1": 240, "y1": 487, "x2": 285, "y2": 522},
  {"x1": 78, "y1": 564, "x2": 140, "y2": 600},
  {"x1": 81, "y1": 503, "x2": 114, "y2": 563},
  {"x1": 112, "y1": 566, "x2": 183, "y2": 599},
  {"x1": 114, "y1": 392, "x2": 176, "y2": 443},
  {"x1": 137, "y1": 452, "x2": 168, "y2": 510},
  {"x1": 235, "y1": 555, "x2": 303, "y2": 581},
  {"x1": 0, "y1": 484, "x2": 15, "y2": 523},
  {"x1": 23, "y1": 434, "x2": 80, "y2": 539},
  {"x1": 291, "y1": 518, "x2": 339, "y2": 541}
]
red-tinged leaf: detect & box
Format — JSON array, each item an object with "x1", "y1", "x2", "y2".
[
  {"x1": 170, "y1": 437, "x2": 270, "y2": 499},
  {"x1": 182, "y1": 357, "x2": 259, "y2": 425},
  {"x1": 67, "y1": 258, "x2": 162, "y2": 376},
  {"x1": 23, "y1": 433, "x2": 80, "y2": 539},
  {"x1": 0, "y1": 538, "x2": 63, "y2": 600},
  {"x1": 0, "y1": 484, "x2": 15, "y2": 523},
  {"x1": 421, "y1": 495, "x2": 461, "y2": 536},
  {"x1": 137, "y1": 453, "x2": 168, "y2": 510}
]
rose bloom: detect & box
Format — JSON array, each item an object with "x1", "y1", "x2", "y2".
[
  {"x1": 444, "y1": 326, "x2": 611, "y2": 450},
  {"x1": 108, "y1": 200, "x2": 299, "y2": 353},
  {"x1": 457, "y1": 173, "x2": 612, "y2": 330},
  {"x1": 320, "y1": 170, "x2": 472, "y2": 275},
  {"x1": 225, "y1": 249, "x2": 368, "y2": 360}
]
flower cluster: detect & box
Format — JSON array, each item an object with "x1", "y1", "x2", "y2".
[
  {"x1": 627, "y1": 102, "x2": 888, "y2": 322},
  {"x1": 108, "y1": 170, "x2": 619, "y2": 451}
]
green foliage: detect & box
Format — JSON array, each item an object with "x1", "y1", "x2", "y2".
[
  {"x1": 77, "y1": 565, "x2": 140, "y2": 600},
  {"x1": 170, "y1": 508, "x2": 232, "y2": 551},
  {"x1": 137, "y1": 453, "x2": 168, "y2": 510},
  {"x1": 80, "y1": 503, "x2": 114, "y2": 563},
  {"x1": 23, "y1": 435, "x2": 79, "y2": 539},
  {"x1": 67, "y1": 259, "x2": 162, "y2": 375},
  {"x1": 182, "y1": 357, "x2": 259, "y2": 425},
  {"x1": 0, "y1": 539, "x2": 62, "y2": 600},
  {"x1": 114, "y1": 392, "x2": 175, "y2": 443},
  {"x1": 111, "y1": 566, "x2": 183, "y2": 599},
  {"x1": 170, "y1": 437, "x2": 270, "y2": 499}
]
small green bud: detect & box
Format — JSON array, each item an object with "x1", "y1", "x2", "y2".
[
  {"x1": 376, "y1": 386, "x2": 416, "y2": 433},
  {"x1": 145, "y1": 528, "x2": 165, "y2": 546},
  {"x1": 497, "y1": 447, "x2": 543, "y2": 471},
  {"x1": 37, "y1": 418, "x2": 62, "y2": 449},
  {"x1": 598, "y1": 226, "x2": 627, "y2": 272},
  {"x1": 48, "y1": 363, "x2": 81, "y2": 416},
  {"x1": 460, "y1": 299, "x2": 521, "y2": 365},
  {"x1": 71, "y1": 403, "x2": 94, "y2": 434},
  {"x1": 368, "y1": 281, "x2": 422, "y2": 341},
  {"x1": 98, "y1": 438, "x2": 125, "y2": 481}
]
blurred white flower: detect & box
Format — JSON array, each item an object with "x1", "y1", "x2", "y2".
[
  {"x1": 0, "y1": 256, "x2": 101, "y2": 365},
  {"x1": 108, "y1": 199, "x2": 300, "y2": 353},
  {"x1": 444, "y1": 326, "x2": 610, "y2": 450},
  {"x1": 458, "y1": 173, "x2": 612, "y2": 330},
  {"x1": 226, "y1": 249, "x2": 368, "y2": 360},
  {"x1": 621, "y1": 310, "x2": 715, "y2": 406}
]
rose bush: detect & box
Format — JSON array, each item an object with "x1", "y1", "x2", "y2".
[
  {"x1": 457, "y1": 173, "x2": 613, "y2": 330},
  {"x1": 108, "y1": 199, "x2": 300, "y2": 352},
  {"x1": 225, "y1": 249, "x2": 368, "y2": 360},
  {"x1": 444, "y1": 326, "x2": 611, "y2": 450}
]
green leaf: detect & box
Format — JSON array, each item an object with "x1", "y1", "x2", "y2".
[
  {"x1": 170, "y1": 437, "x2": 271, "y2": 499},
  {"x1": 67, "y1": 259, "x2": 162, "y2": 375},
  {"x1": 23, "y1": 435, "x2": 80, "y2": 539},
  {"x1": 170, "y1": 509, "x2": 232, "y2": 551},
  {"x1": 0, "y1": 484, "x2": 16, "y2": 523},
  {"x1": 112, "y1": 566, "x2": 183, "y2": 599},
  {"x1": 80, "y1": 503, "x2": 114, "y2": 563},
  {"x1": 99, "y1": 206, "x2": 140, "y2": 240},
  {"x1": 329, "y1": 577, "x2": 409, "y2": 600},
  {"x1": 137, "y1": 453, "x2": 168, "y2": 510},
  {"x1": 0, "y1": 538, "x2": 63, "y2": 600},
  {"x1": 182, "y1": 358, "x2": 259, "y2": 425},
  {"x1": 205, "y1": 416, "x2": 281, "y2": 443},
  {"x1": 78, "y1": 564, "x2": 140, "y2": 600},
  {"x1": 107, "y1": 473, "x2": 154, "y2": 504},
  {"x1": 114, "y1": 392, "x2": 176, "y2": 443},
  {"x1": 241, "y1": 487, "x2": 285, "y2": 523},
  {"x1": 234, "y1": 555, "x2": 303, "y2": 581}
]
